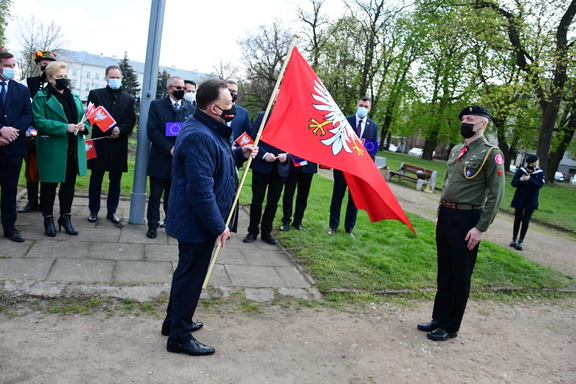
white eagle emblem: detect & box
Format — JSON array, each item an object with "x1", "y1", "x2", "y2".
[{"x1": 308, "y1": 79, "x2": 364, "y2": 157}]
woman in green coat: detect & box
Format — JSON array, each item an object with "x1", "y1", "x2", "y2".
[{"x1": 32, "y1": 61, "x2": 90, "y2": 237}]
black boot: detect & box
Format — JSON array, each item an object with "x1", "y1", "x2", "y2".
[
  {"x1": 509, "y1": 238, "x2": 517, "y2": 247},
  {"x1": 515, "y1": 240, "x2": 523, "y2": 251},
  {"x1": 44, "y1": 215, "x2": 56, "y2": 237},
  {"x1": 19, "y1": 182, "x2": 40, "y2": 213},
  {"x1": 58, "y1": 214, "x2": 78, "y2": 235}
]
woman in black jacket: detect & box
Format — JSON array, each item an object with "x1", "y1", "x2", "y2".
[{"x1": 510, "y1": 154, "x2": 545, "y2": 250}]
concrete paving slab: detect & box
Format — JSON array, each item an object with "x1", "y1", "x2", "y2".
[
  {"x1": 0, "y1": 241, "x2": 32, "y2": 258},
  {"x1": 207, "y1": 264, "x2": 233, "y2": 286},
  {"x1": 28, "y1": 240, "x2": 89, "y2": 259},
  {"x1": 89, "y1": 243, "x2": 145, "y2": 261},
  {"x1": 241, "y1": 249, "x2": 293, "y2": 266},
  {"x1": 275, "y1": 266, "x2": 312, "y2": 288},
  {"x1": 115, "y1": 261, "x2": 172, "y2": 283},
  {"x1": 217, "y1": 248, "x2": 249, "y2": 265},
  {"x1": 78, "y1": 227, "x2": 122, "y2": 243},
  {"x1": 47, "y1": 259, "x2": 114, "y2": 282},
  {"x1": 226, "y1": 265, "x2": 287, "y2": 288},
  {"x1": 0, "y1": 259, "x2": 54, "y2": 280},
  {"x1": 144, "y1": 244, "x2": 178, "y2": 261}
]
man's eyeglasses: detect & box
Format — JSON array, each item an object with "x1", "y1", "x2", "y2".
[{"x1": 170, "y1": 86, "x2": 185, "y2": 90}]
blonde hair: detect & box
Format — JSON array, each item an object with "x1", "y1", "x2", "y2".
[{"x1": 45, "y1": 61, "x2": 68, "y2": 77}]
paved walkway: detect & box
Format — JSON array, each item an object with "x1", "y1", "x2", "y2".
[{"x1": 0, "y1": 194, "x2": 320, "y2": 302}]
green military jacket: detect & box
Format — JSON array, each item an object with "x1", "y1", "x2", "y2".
[{"x1": 440, "y1": 135, "x2": 505, "y2": 232}]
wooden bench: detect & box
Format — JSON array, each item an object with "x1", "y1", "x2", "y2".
[{"x1": 386, "y1": 162, "x2": 438, "y2": 192}]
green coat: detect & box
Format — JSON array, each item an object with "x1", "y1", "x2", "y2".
[{"x1": 32, "y1": 89, "x2": 90, "y2": 183}]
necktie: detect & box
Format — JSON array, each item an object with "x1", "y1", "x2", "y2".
[
  {"x1": 0, "y1": 81, "x2": 6, "y2": 106},
  {"x1": 356, "y1": 119, "x2": 363, "y2": 137},
  {"x1": 457, "y1": 146, "x2": 468, "y2": 161},
  {"x1": 174, "y1": 103, "x2": 180, "y2": 110}
]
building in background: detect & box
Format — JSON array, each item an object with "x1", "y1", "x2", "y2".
[{"x1": 57, "y1": 49, "x2": 214, "y2": 101}]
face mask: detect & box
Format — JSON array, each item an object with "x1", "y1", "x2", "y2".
[
  {"x1": 526, "y1": 165, "x2": 534, "y2": 171},
  {"x1": 172, "y1": 89, "x2": 185, "y2": 100},
  {"x1": 108, "y1": 78, "x2": 122, "y2": 90},
  {"x1": 215, "y1": 104, "x2": 237, "y2": 123},
  {"x1": 40, "y1": 64, "x2": 48, "y2": 72},
  {"x1": 54, "y1": 78, "x2": 70, "y2": 90},
  {"x1": 1, "y1": 67, "x2": 15, "y2": 81},
  {"x1": 356, "y1": 107, "x2": 368, "y2": 118},
  {"x1": 459, "y1": 122, "x2": 476, "y2": 138},
  {"x1": 183, "y1": 92, "x2": 195, "y2": 104},
  {"x1": 231, "y1": 93, "x2": 238, "y2": 103}
]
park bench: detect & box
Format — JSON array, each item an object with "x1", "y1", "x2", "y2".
[{"x1": 386, "y1": 162, "x2": 438, "y2": 192}]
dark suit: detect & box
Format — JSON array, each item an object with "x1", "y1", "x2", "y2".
[
  {"x1": 0, "y1": 80, "x2": 33, "y2": 231},
  {"x1": 247, "y1": 112, "x2": 290, "y2": 236},
  {"x1": 282, "y1": 159, "x2": 317, "y2": 227},
  {"x1": 329, "y1": 114, "x2": 378, "y2": 231},
  {"x1": 230, "y1": 104, "x2": 251, "y2": 145},
  {"x1": 146, "y1": 97, "x2": 194, "y2": 229}
]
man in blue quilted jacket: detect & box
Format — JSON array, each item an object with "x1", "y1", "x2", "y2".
[{"x1": 161, "y1": 79, "x2": 256, "y2": 356}]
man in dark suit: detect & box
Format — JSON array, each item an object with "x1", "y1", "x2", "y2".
[
  {"x1": 146, "y1": 76, "x2": 194, "y2": 238},
  {"x1": 280, "y1": 158, "x2": 317, "y2": 231},
  {"x1": 328, "y1": 96, "x2": 378, "y2": 238},
  {"x1": 242, "y1": 111, "x2": 290, "y2": 245},
  {"x1": 226, "y1": 80, "x2": 251, "y2": 145},
  {"x1": 86, "y1": 65, "x2": 136, "y2": 224},
  {"x1": 0, "y1": 49, "x2": 33, "y2": 242}
]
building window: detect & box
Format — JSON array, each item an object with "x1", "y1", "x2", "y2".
[
  {"x1": 85, "y1": 83, "x2": 90, "y2": 91},
  {"x1": 95, "y1": 73, "x2": 99, "y2": 79},
  {"x1": 72, "y1": 69, "x2": 77, "y2": 76},
  {"x1": 86, "y1": 72, "x2": 90, "y2": 78},
  {"x1": 71, "y1": 81, "x2": 76, "y2": 89}
]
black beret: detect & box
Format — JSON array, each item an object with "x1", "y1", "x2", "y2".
[
  {"x1": 459, "y1": 105, "x2": 490, "y2": 120},
  {"x1": 526, "y1": 154, "x2": 538, "y2": 164}
]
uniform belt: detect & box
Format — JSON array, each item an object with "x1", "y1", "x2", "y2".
[{"x1": 441, "y1": 200, "x2": 482, "y2": 210}]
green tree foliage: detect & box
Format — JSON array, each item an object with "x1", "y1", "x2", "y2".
[
  {"x1": 118, "y1": 52, "x2": 141, "y2": 101},
  {"x1": 0, "y1": 0, "x2": 11, "y2": 48},
  {"x1": 156, "y1": 70, "x2": 169, "y2": 99}
]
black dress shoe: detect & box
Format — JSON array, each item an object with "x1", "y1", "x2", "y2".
[
  {"x1": 88, "y1": 212, "x2": 98, "y2": 222},
  {"x1": 427, "y1": 328, "x2": 458, "y2": 341},
  {"x1": 162, "y1": 321, "x2": 204, "y2": 336},
  {"x1": 4, "y1": 228, "x2": 25, "y2": 243},
  {"x1": 106, "y1": 212, "x2": 120, "y2": 224},
  {"x1": 159, "y1": 221, "x2": 166, "y2": 228},
  {"x1": 279, "y1": 223, "x2": 290, "y2": 231},
  {"x1": 292, "y1": 223, "x2": 306, "y2": 231},
  {"x1": 146, "y1": 227, "x2": 157, "y2": 239},
  {"x1": 261, "y1": 233, "x2": 278, "y2": 245},
  {"x1": 242, "y1": 232, "x2": 257, "y2": 243},
  {"x1": 18, "y1": 201, "x2": 39, "y2": 213},
  {"x1": 167, "y1": 339, "x2": 215, "y2": 356},
  {"x1": 417, "y1": 320, "x2": 440, "y2": 332}
]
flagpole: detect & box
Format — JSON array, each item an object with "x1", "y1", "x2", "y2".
[{"x1": 202, "y1": 35, "x2": 300, "y2": 289}]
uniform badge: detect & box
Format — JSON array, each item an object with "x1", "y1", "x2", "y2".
[
  {"x1": 494, "y1": 154, "x2": 503, "y2": 164},
  {"x1": 497, "y1": 169, "x2": 503, "y2": 177},
  {"x1": 466, "y1": 169, "x2": 474, "y2": 177}
]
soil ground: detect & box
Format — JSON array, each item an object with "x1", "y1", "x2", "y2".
[{"x1": 1, "y1": 181, "x2": 575, "y2": 384}]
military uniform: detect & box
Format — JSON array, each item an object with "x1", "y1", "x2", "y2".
[{"x1": 432, "y1": 134, "x2": 505, "y2": 335}]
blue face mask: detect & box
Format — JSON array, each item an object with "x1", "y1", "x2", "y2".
[
  {"x1": 356, "y1": 107, "x2": 368, "y2": 118},
  {"x1": 108, "y1": 78, "x2": 122, "y2": 90},
  {"x1": 1, "y1": 67, "x2": 16, "y2": 81}
]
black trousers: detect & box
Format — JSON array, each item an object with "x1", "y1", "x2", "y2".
[
  {"x1": 432, "y1": 206, "x2": 482, "y2": 333},
  {"x1": 513, "y1": 207, "x2": 534, "y2": 241},
  {"x1": 0, "y1": 153, "x2": 23, "y2": 230},
  {"x1": 88, "y1": 170, "x2": 122, "y2": 214},
  {"x1": 41, "y1": 154, "x2": 79, "y2": 216},
  {"x1": 248, "y1": 165, "x2": 285, "y2": 235},
  {"x1": 163, "y1": 238, "x2": 215, "y2": 343},
  {"x1": 147, "y1": 176, "x2": 171, "y2": 228},
  {"x1": 329, "y1": 169, "x2": 357, "y2": 231},
  {"x1": 282, "y1": 171, "x2": 313, "y2": 225}
]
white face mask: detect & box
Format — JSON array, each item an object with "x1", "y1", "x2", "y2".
[
  {"x1": 183, "y1": 92, "x2": 195, "y2": 103},
  {"x1": 108, "y1": 78, "x2": 122, "y2": 90}
]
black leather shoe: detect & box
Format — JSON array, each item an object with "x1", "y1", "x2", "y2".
[
  {"x1": 279, "y1": 223, "x2": 290, "y2": 231},
  {"x1": 292, "y1": 223, "x2": 306, "y2": 231},
  {"x1": 162, "y1": 321, "x2": 204, "y2": 336},
  {"x1": 88, "y1": 212, "x2": 98, "y2": 222},
  {"x1": 509, "y1": 239, "x2": 517, "y2": 248},
  {"x1": 417, "y1": 320, "x2": 440, "y2": 332},
  {"x1": 4, "y1": 228, "x2": 25, "y2": 243},
  {"x1": 167, "y1": 339, "x2": 215, "y2": 356},
  {"x1": 159, "y1": 221, "x2": 166, "y2": 228},
  {"x1": 106, "y1": 212, "x2": 120, "y2": 224},
  {"x1": 261, "y1": 233, "x2": 278, "y2": 245},
  {"x1": 242, "y1": 232, "x2": 257, "y2": 243},
  {"x1": 427, "y1": 328, "x2": 458, "y2": 341},
  {"x1": 18, "y1": 201, "x2": 39, "y2": 213},
  {"x1": 146, "y1": 227, "x2": 157, "y2": 239}
]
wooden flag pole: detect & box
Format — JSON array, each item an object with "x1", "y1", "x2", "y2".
[{"x1": 202, "y1": 35, "x2": 300, "y2": 289}]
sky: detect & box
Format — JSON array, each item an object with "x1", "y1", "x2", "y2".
[{"x1": 5, "y1": 0, "x2": 341, "y2": 75}]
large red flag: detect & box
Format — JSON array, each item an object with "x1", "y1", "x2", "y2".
[{"x1": 262, "y1": 47, "x2": 415, "y2": 234}]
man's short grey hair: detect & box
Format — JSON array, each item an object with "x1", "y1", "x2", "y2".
[{"x1": 167, "y1": 76, "x2": 183, "y2": 87}]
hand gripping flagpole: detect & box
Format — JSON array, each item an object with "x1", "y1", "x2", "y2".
[{"x1": 202, "y1": 35, "x2": 300, "y2": 289}]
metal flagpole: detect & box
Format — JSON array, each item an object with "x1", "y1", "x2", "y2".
[{"x1": 202, "y1": 35, "x2": 300, "y2": 289}]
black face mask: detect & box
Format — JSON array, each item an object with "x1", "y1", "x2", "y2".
[
  {"x1": 54, "y1": 78, "x2": 70, "y2": 90},
  {"x1": 172, "y1": 89, "x2": 185, "y2": 100},
  {"x1": 460, "y1": 122, "x2": 476, "y2": 139},
  {"x1": 40, "y1": 64, "x2": 48, "y2": 72},
  {"x1": 526, "y1": 165, "x2": 534, "y2": 171},
  {"x1": 231, "y1": 93, "x2": 238, "y2": 103},
  {"x1": 215, "y1": 104, "x2": 237, "y2": 123}
]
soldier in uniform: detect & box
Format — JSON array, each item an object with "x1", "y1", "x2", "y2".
[{"x1": 417, "y1": 105, "x2": 505, "y2": 341}]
